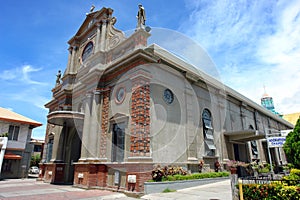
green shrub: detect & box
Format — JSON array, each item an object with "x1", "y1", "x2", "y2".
[
  {"x1": 0, "y1": 133, "x2": 8, "y2": 137},
  {"x1": 258, "y1": 167, "x2": 270, "y2": 173},
  {"x1": 282, "y1": 168, "x2": 300, "y2": 186},
  {"x1": 167, "y1": 176, "x2": 176, "y2": 181},
  {"x1": 242, "y1": 183, "x2": 300, "y2": 199},
  {"x1": 290, "y1": 168, "x2": 300, "y2": 176}
]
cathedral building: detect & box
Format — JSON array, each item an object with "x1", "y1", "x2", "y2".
[{"x1": 40, "y1": 6, "x2": 293, "y2": 192}]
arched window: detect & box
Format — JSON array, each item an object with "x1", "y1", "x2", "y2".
[
  {"x1": 46, "y1": 133, "x2": 54, "y2": 162},
  {"x1": 82, "y1": 42, "x2": 94, "y2": 62},
  {"x1": 202, "y1": 109, "x2": 216, "y2": 156}
]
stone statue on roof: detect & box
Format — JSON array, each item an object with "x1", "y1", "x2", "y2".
[
  {"x1": 90, "y1": 5, "x2": 95, "y2": 13},
  {"x1": 136, "y1": 4, "x2": 146, "y2": 29},
  {"x1": 56, "y1": 70, "x2": 61, "y2": 85}
]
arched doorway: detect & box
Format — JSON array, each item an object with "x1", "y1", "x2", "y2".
[
  {"x1": 56, "y1": 125, "x2": 82, "y2": 184},
  {"x1": 63, "y1": 127, "x2": 82, "y2": 183}
]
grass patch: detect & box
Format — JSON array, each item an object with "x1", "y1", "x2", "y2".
[{"x1": 162, "y1": 188, "x2": 176, "y2": 193}]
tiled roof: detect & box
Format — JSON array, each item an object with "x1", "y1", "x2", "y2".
[{"x1": 0, "y1": 107, "x2": 42, "y2": 127}]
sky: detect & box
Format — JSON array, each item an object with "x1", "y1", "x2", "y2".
[{"x1": 0, "y1": 0, "x2": 299, "y2": 139}]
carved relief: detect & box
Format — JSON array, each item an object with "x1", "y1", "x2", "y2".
[{"x1": 106, "y1": 17, "x2": 126, "y2": 51}]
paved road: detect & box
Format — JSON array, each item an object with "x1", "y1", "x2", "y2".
[{"x1": 0, "y1": 178, "x2": 232, "y2": 200}]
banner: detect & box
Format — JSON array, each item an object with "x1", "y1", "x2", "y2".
[{"x1": 267, "y1": 137, "x2": 286, "y2": 148}]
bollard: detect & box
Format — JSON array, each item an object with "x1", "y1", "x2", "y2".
[{"x1": 238, "y1": 179, "x2": 243, "y2": 200}]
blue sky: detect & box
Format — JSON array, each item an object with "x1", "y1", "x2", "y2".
[{"x1": 1, "y1": 0, "x2": 300, "y2": 139}]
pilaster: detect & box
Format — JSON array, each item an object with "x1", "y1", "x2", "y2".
[
  {"x1": 79, "y1": 93, "x2": 93, "y2": 161},
  {"x1": 184, "y1": 86, "x2": 197, "y2": 161},
  {"x1": 94, "y1": 23, "x2": 101, "y2": 53},
  {"x1": 99, "y1": 88, "x2": 110, "y2": 159},
  {"x1": 87, "y1": 90, "x2": 101, "y2": 160},
  {"x1": 100, "y1": 20, "x2": 107, "y2": 52},
  {"x1": 130, "y1": 70, "x2": 151, "y2": 157},
  {"x1": 69, "y1": 46, "x2": 77, "y2": 74}
]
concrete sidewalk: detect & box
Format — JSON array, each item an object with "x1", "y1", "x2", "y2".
[
  {"x1": 0, "y1": 178, "x2": 135, "y2": 200},
  {"x1": 0, "y1": 178, "x2": 232, "y2": 199},
  {"x1": 141, "y1": 179, "x2": 232, "y2": 200}
]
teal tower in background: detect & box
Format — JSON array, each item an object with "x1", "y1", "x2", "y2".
[{"x1": 261, "y1": 87, "x2": 282, "y2": 117}]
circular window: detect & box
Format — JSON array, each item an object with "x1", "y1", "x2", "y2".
[
  {"x1": 82, "y1": 42, "x2": 93, "y2": 62},
  {"x1": 163, "y1": 89, "x2": 174, "y2": 104},
  {"x1": 116, "y1": 87, "x2": 125, "y2": 103}
]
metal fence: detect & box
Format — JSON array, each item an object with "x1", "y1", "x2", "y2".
[{"x1": 240, "y1": 176, "x2": 300, "y2": 186}]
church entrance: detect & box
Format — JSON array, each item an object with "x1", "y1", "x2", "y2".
[
  {"x1": 112, "y1": 123, "x2": 125, "y2": 162},
  {"x1": 57, "y1": 126, "x2": 81, "y2": 184},
  {"x1": 64, "y1": 128, "x2": 81, "y2": 183}
]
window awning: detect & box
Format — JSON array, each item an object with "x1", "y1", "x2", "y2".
[
  {"x1": 205, "y1": 132, "x2": 214, "y2": 140},
  {"x1": 224, "y1": 130, "x2": 265, "y2": 143},
  {"x1": 205, "y1": 140, "x2": 216, "y2": 150},
  {"x1": 203, "y1": 119, "x2": 213, "y2": 129},
  {"x1": 4, "y1": 153, "x2": 22, "y2": 160},
  {"x1": 252, "y1": 149, "x2": 258, "y2": 155}
]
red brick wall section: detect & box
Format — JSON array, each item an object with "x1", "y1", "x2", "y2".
[
  {"x1": 73, "y1": 163, "x2": 153, "y2": 192},
  {"x1": 74, "y1": 164, "x2": 108, "y2": 188},
  {"x1": 100, "y1": 89, "x2": 110, "y2": 158},
  {"x1": 97, "y1": 165, "x2": 107, "y2": 187},
  {"x1": 43, "y1": 164, "x2": 54, "y2": 183},
  {"x1": 130, "y1": 81, "x2": 150, "y2": 157},
  {"x1": 38, "y1": 163, "x2": 46, "y2": 180},
  {"x1": 123, "y1": 163, "x2": 153, "y2": 192},
  {"x1": 74, "y1": 164, "x2": 89, "y2": 186},
  {"x1": 87, "y1": 164, "x2": 98, "y2": 187}
]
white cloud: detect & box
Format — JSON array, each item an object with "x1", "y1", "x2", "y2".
[
  {"x1": 0, "y1": 65, "x2": 46, "y2": 85},
  {"x1": 1, "y1": 70, "x2": 17, "y2": 80},
  {"x1": 255, "y1": 1, "x2": 300, "y2": 114},
  {"x1": 0, "y1": 64, "x2": 52, "y2": 112},
  {"x1": 182, "y1": 0, "x2": 300, "y2": 114},
  {"x1": 8, "y1": 88, "x2": 49, "y2": 110}
]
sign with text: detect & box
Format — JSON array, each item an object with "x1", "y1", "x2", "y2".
[{"x1": 267, "y1": 137, "x2": 286, "y2": 148}]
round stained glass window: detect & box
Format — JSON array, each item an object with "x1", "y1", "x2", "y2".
[{"x1": 163, "y1": 89, "x2": 174, "y2": 104}]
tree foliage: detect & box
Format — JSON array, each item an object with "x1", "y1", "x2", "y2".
[
  {"x1": 283, "y1": 118, "x2": 300, "y2": 168},
  {"x1": 30, "y1": 154, "x2": 41, "y2": 167}
]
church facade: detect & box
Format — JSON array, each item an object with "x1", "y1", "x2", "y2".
[{"x1": 40, "y1": 7, "x2": 293, "y2": 192}]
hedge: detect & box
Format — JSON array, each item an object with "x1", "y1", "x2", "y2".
[
  {"x1": 161, "y1": 171, "x2": 229, "y2": 182},
  {"x1": 242, "y1": 183, "x2": 300, "y2": 200},
  {"x1": 242, "y1": 169, "x2": 300, "y2": 199}
]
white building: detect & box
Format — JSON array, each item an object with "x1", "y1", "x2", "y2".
[{"x1": 0, "y1": 107, "x2": 42, "y2": 179}]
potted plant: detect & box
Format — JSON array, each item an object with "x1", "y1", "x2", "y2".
[{"x1": 226, "y1": 160, "x2": 246, "y2": 174}]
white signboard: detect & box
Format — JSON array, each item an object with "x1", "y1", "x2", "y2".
[
  {"x1": 267, "y1": 137, "x2": 286, "y2": 148},
  {"x1": 127, "y1": 175, "x2": 136, "y2": 183}
]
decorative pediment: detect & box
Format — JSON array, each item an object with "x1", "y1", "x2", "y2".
[
  {"x1": 69, "y1": 8, "x2": 109, "y2": 43},
  {"x1": 109, "y1": 112, "x2": 129, "y2": 123},
  {"x1": 106, "y1": 17, "x2": 126, "y2": 50},
  {"x1": 68, "y1": 7, "x2": 125, "y2": 51}
]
